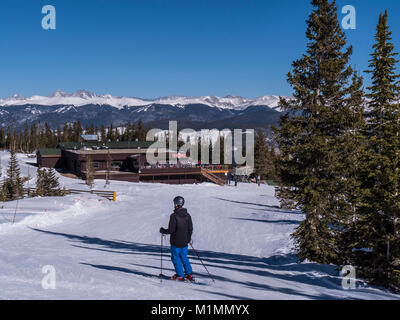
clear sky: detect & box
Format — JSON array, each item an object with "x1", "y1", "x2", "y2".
[{"x1": 0, "y1": 0, "x2": 400, "y2": 99}]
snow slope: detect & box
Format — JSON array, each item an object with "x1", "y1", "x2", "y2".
[{"x1": 0, "y1": 152, "x2": 398, "y2": 300}]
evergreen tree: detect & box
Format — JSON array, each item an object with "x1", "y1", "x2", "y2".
[
  {"x1": 335, "y1": 72, "x2": 367, "y2": 262},
  {"x1": 62, "y1": 122, "x2": 69, "y2": 142},
  {"x1": 44, "y1": 122, "x2": 54, "y2": 147},
  {"x1": 35, "y1": 166, "x2": 46, "y2": 197},
  {"x1": 0, "y1": 128, "x2": 5, "y2": 150},
  {"x1": 5, "y1": 126, "x2": 11, "y2": 150},
  {"x1": 100, "y1": 124, "x2": 106, "y2": 142},
  {"x1": 4, "y1": 149, "x2": 24, "y2": 200},
  {"x1": 45, "y1": 168, "x2": 66, "y2": 196},
  {"x1": 30, "y1": 123, "x2": 37, "y2": 151},
  {"x1": 56, "y1": 126, "x2": 62, "y2": 143},
  {"x1": 106, "y1": 124, "x2": 114, "y2": 142},
  {"x1": 273, "y1": 0, "x2": 361, "y2": 264},
  {"x1": 351, "y1": 11, "x2": 400, "y2": 289},
  {"x1": 137, "y1": 120, "x2": 147, "y2": 141},
  {"x1": 254, "y1": 130, "x2": 276, "y2": 180},
  {"x1": 0, "y1": 179, "x2": 8, "y2": 202},
  {"x1": 36, "y1": 167, "x2": 65, "y2": 197}
]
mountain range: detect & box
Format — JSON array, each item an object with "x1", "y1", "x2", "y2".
[{"x1": 0, "y1": 90, "x2": 287, "y2": 135}]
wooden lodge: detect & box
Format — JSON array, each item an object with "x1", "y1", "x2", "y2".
[{"x1": 36, "y1": 140, "x2": 229, "y2": 185}]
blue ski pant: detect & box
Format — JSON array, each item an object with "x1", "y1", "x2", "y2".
[{"x1": 170, "y1": 245, "x2": 192, "y2": 277}]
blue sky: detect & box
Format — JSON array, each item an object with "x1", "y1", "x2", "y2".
[{"x1": 0, "y1": 0, "x2": 399, "y2": 99}]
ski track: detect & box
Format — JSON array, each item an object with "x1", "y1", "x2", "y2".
[{"x1": 0, "y1": 152, "x2": 398, "y2": 300}]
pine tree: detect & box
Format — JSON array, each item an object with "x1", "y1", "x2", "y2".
[
  {"x1": 107, "y1": 124, "x2": 114, "y2": 142},
  {"x1": 336, "y1": 72, "x2": 367, "y2": 262},
  {"x1": 137, "y1": 120, "x2": 146, "y2": 141},
  {"x1": 254, "y1": 130, "x2": 276, "y2": 181},
  {"x1": 44, "y1": 122, "x2": 54, "y2": 147},
  {"x1": 5, "y1": 126, "x2": 11, "y2": 150},
  {"x1": 45, "y1": 168, "x2": 65, "y2": 196},
  {"x1": 36, "y1": 167, "x2": 65, "y2": 197},
  {"x1": 56, "y1": 126, "x2": 62, "y2": 144},
  {"x1": 23, "y1": 121, "x2": 29, "y2": 153},
  {"x1": 100, "y1": 124, "x2": 106, "y2": 142},
  {"x1": 351, "y1": 11, "x2": 400, "y2": 289},
  {"x1": 264, "y1": 144, "x2": 279, "y2": 183},
  {"x1": 35, "y1": 166, "x2": 46, "y2": 197},
  {"x1": 273, "y1": 0, "x2": 362, "y2": 264},
  {"x1": 0, "y1": 128, "x2": 5, "y2": 150},
  {"x1": 4, "y1": 148, "x2": 24, "y2": 201},
  {"x1": 0, "y1": 179, "x2": 8, "y2": 202}
]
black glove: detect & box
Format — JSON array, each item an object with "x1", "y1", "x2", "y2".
[{"x1": 160, "y1": 227, "x2": 167, "y2": 234}]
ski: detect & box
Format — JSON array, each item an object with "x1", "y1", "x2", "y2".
[{"x1": 144, "y1": 274, "x2": 207, "y2": 285}]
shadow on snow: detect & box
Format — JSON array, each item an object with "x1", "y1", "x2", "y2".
[
  {"x1": 28, "y1": 227, "x2": 386, "y2": 300},
  {"x1": 229, "y1": 217, "x2": 300, "y2": 225},
  {"x1": 213, "y1": 197, "x2": 301, "y2": 215}
]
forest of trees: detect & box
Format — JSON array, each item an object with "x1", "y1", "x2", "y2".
[
  {"x1": 0, "y1": 119, "x2": 149, "y2": 153},
  {"x1": 274, "y1": 0, "x2": 400, "y2": 291}
]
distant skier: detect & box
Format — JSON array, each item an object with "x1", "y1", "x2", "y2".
[{"x1": 160, "y1": 196, "x2": 194, "y2": 282}]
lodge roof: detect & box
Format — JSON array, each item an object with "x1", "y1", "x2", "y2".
[
  {"x1": 80, "y1": 134, "x2": 99, "y2": 142},
  {"x1": 37, "y1": 148, "x2": 62, "y2": 157},
  {"x1": 57, "y1": 141, "x2": 154, "y2": 150}
]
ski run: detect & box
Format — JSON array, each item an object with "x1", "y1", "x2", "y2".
[{"x1": 0, "y1": 151, "x2": 398, "y2": 300}]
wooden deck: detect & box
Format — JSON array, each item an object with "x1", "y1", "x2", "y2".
[
  {"x1": 82, "y1": 167, "x2": 228, "y2": 185},
  {"x1": 140, "y1": 167, "x2": 226, "y2": 186}
]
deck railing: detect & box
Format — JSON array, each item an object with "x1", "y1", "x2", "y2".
[{"x1": 23, "y1": 187, "x2": 116, "y2": 201}]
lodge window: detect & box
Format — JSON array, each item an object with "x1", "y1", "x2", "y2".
[
  {"x1": 111, "y1": 162, "x2": 122, "y2": 170},
  {"x1": 93, "y1": 162, "x2": 99, "y2": 169}
]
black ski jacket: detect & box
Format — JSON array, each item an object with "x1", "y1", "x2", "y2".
[{"x1": 161, "y1": 208, "x2": 193, "y2": 248}]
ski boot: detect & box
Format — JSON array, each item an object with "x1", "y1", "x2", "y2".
[
  {"x1": 185, "y1": 274, "x2": 195, "y2": 283},
  {"x1": 172, "y1": 274, "x2": 185, "y2": 281}
]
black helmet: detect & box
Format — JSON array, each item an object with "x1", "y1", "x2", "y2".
[{"x1": 173, "y1": 196, "x2": 185, "y2": 208}]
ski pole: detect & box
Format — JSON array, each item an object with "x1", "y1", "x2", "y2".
[
  {"x1": 189, "y1": 242, "x2": 215, "y2": 283},
  {"x1": 160, "y1": 234, "x2": 164, "y2": 282}
]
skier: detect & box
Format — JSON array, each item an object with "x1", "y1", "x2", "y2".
[{"x1": 160, "y1": 196, "x2": 194, "y2": 282}]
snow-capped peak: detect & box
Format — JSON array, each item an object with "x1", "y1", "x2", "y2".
[
  {"x1": 72, "y1": 90, "x2": 98, "y2": 99},
  {"x1": 0, "y1": 90, "x2": 286, "y2": 111},
  {"x1": 8, "y1": 94, "x2": 25, "y2": 101},
  {"x1": 49, "y1": 90, "x2": 70, "y2": 98}
]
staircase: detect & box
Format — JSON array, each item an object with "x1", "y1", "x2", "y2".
[{"x1": 200, "y1": 168, "x2": 225, "y2": 186}]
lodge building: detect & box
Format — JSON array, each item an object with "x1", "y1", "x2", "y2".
[{"x1": 36, "y1": 138, "x2": 228, "y2": 185}]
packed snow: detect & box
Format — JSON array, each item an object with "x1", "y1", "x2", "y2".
[
  {"x1": 0, "y1": 151, "x2": 398, "y2": 300},
  {"x1": 0, "y1": 90, "x2": 285, "y2": 111}
]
